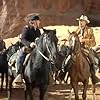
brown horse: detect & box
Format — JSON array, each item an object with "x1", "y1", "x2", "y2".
[{"x1": 66, "y1": 31, "x2": 96, "y2": 100}]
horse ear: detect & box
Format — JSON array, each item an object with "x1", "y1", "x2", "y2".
[
  {"x1": 11, "y1": 42, "x2": 14, "y2": 46},
  {"x1": 54, "y1": 29, "x2": 56, "y2": 31},
  {"x1": 41, "y1": 27, "x2": 46, "y2": 32},
  {"x1": 68, "y1": 29, "x2": 71, "y2": 34},
  {"x1": 54, "y1": 29, "x2": 56, "y2": 35}
]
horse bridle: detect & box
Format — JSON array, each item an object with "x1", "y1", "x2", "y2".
[{"x1": 37, "y1": 34, "x2": 54, "y2": 64}]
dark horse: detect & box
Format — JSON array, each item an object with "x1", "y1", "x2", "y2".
[
  {"x1": 7, "y1": 41, "x2": 23, "y2": 61},
  {"x1": 8, "y1": 28, "x2": 58, "y2": 100},
  {"x1": 0, "y1": 50, "x2": 8, "y2": 91},
  {"x1": 63, "y1": 31, "x2": 96, "y2": 100},
  {"x1": 6, "y1": 41, "x2": 23, "y2": 100},
  {"x1": 52, "y1": 44, "x2": 70, "y2": 84},
  {"x1": 0, "y1": 41, "x2": 21, "y2": 91}
]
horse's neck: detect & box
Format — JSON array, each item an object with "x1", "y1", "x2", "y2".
[
  {"x1": 72, "y1": 43, "x2": 83, "y2": 63},
  {"x1": 32, "y1": 41, "x2": 47, "y2": 69},
  {"x1": 74, "y1": 43, "x2": 82, "y2": 55}
]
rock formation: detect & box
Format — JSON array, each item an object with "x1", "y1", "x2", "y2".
[{"x1": 0, "y1": 0, "x2": 100, "y2": 38}]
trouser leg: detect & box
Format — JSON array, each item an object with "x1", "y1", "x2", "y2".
[
  {"x1": 82, "y1": 48, "x2": 100, "y2": 84},
  {"x1": 82, "y1": 48, "x2": 95, "y2": 72},
  {"x1": 16, "y1": 49, "x2": 26, "y2": 74}
]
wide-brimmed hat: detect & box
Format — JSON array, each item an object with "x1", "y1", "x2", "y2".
[{"x1": 76, "y1": 15, "x2": 90, "y2": 23}]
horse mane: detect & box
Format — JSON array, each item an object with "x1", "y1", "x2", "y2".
[{"x1": 30, "y1": 34, "x2": 45, "y2": 70}]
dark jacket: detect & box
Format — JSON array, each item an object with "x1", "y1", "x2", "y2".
[
  {"x1": 21, "y1": 25, "x2": 41, "y2": 47},
  {"x1": 0, "y1": 40, "x2": 6, "y2": 51}
]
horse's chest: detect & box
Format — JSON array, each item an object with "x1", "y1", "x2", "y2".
[{"x1": 70, "y1": 56, "x2": 84, "y2": 73}]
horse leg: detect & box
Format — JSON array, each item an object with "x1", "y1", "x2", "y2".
[
  {"x1": 24, "y1": 88, "x2": 29, "y2": 100},
  {"x1": 92, "y1": 84, "x2": 96, "y2": 100},
  {"x1": 64, "y1": 72, "x2": 69, "y2": 84},
  {"x1": 39, "y1": 84, "x2": 47, "y2": 100},
  {"x1": 82, "y1": 81, "x2": 89, "y2": 100},
  {"x1": 5, "y1": 72, "x2": 8, "y2": 90},
  {"x1": 24, "y1": 83, "x2": 29, "y2": 100},
  {"x1": 25, "y1": 83, "x2": 33, "y2": 100},
  {"x1": 24, "y1": 88, "x2": 27, "y2": 100},
  {"x1": 71, "y1": 82, "x2": 79, "y2": 100},
  {"x1": 54, "y1": 71, "x2": 59, "y2": 84},
  {"x1": 1, "y1": 73, "x2": 4, "y2": 91},
  {"x1": 8, "y1": 75, "x2": 14, "y2": 100}
]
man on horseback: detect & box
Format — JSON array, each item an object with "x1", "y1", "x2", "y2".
[
  {"x1": 62, "y1": 15, "x2": 100, "y2": 84},
  {"x1": 76, "y1": 15, "x2": 100, "y2": 84},
  {"x1": 13, "y1": 15, "x2": 41, "y2": 84},
  {"x1": 76, "y1": 15, "x2": 96, "y2": 48}
]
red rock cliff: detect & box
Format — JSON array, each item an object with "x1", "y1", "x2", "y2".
[{"x1": 0, "y1": 0, "x2": 100, "y2": 38}]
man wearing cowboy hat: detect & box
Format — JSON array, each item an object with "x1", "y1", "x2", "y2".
[
  {"x1": 76, "y1": 15, "x2": 96, "y2": 48},
  {"x1": 13, "y1": 15, "x2": 41, "y2": 84},
  {"x1": 76, "y1": 15, "x2": 100, "y2": 84}
]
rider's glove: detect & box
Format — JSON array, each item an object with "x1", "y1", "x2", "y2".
[{"x1": 30, "y1": 42, "x2": 36, "y2": 48}]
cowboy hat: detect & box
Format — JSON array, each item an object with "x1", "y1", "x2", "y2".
[
  {"x1": 76, "y1": 15, "x2": 90, "y2": 23},
  {"x1": 30, "y1": 15, "x2": 40, "y2": 21}
]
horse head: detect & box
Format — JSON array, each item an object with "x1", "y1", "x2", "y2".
[
  {"x1": 40, "y1": 27, "x2": 58, "y2": 64},
  {"x1": 58, "y1": 44, "x2": 70, "y2": 56},
  {"x1": 68, "y1": 31, "x2": 81, "y2": 54}
]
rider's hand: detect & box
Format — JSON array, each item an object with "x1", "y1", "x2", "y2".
[
  {"x1": 30, "y1": 42, "x2": 36, "y2": 48},
  {"x1": 78, "y1": 34, "x2": 82, "y2": 38},
  {"x1": 79, "y1": 36, "x2": 84, "y2": 43},
  {"x1": 22, "y1": 46, "x2": 26, "y2": 52}
]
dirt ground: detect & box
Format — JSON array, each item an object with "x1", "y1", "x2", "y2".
[
  {"x1": 0, "y1": 81, "x2": 100, "y2": 100},
  {"x1": 1, "y1": 26, "x2": 100, "y2": 100}
]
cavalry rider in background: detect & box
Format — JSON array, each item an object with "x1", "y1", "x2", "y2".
[
  {"x1": 0, "y1": 36, "x2": 6, "y2": 52},
  {"x1": 13, "y1": 15, "x2": 41, "y2": 84}
]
